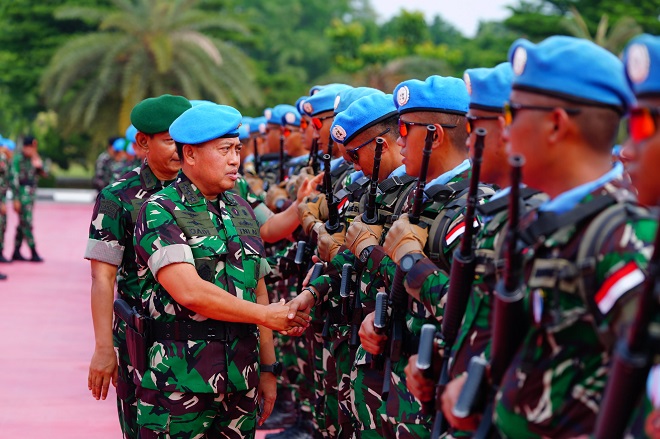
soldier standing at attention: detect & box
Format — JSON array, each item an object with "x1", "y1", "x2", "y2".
[
  {"x1": 10, "y1": 136, "x2": 47, "y2": 262},
  {"x1": 0, "y1": 137, "x2": 15, "y2": 266},
  {"x1": 93, "y1": 136, "x2": 119, "y2": 192},
  {"x1": 133, "y1": 103, "x2": 310, "y2": 438},
  {"x1": 84, "y1": 94, "x2": 193, "y2": 438}
]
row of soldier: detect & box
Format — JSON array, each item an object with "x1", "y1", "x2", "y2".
[
  {"x1": 85, "y1": 33, "x2": 660, "y2": 439},
  {"x1": 0, "y1": 135, "x2": 48, "y2": 281}
]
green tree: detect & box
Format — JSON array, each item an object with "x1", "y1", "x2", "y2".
[
  {"x1": 41, "y1": 0, "x2": 261, "y2": 140},
  {"x1": 561, "y1": 6, "x2": 642, "y2": 53}
]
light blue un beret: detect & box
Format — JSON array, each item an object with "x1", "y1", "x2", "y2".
[
  {"x1": 463, "y1": 63, "x2": 513, "y2": 112},
  {"x1": 393, "y1": 75, "x2": 469, "y2": 115},
  {"x1": 250, "y1": 116, "x2": 267, "y2": 134},
  {"x1": 125, "y1": 125, "x2": 138, "y2": 143},
  {"x1": 170, "y1": 104, "x2": 242, "y2": 145},
  {"x1": 112, "y1": 138, "x2": 128, "y2": 152},
  {"x1": 509, "y1": 36, "x2": 634, "y2": 112},
  {"x1": 334, "y1": 87, "x2": 385, "y2": 115},
  {"x1": 331, "y1": 93, "x2": 398, "y2": 145},
  {"x1": 239, "y1": 117, "x2": 252, "y2": 140},
  {"x1": 190, "y1": 99, "x2": 215, "y2": 107},
  {"x1": 266, "y1": 104, "x2": 299, "y2": 126},
  {"x1": 623, "y1": 34, "x2": 660, "y2": 98},
  {"x1": 302, "y1": 84, "x2": 353, "y2": 117},
  {"x1": 281, "y1": 106, "x2": 301, "y2": 127}
]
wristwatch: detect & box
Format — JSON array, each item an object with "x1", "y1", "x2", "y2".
[
  {"x1": 260, "y1": 362, "x2": 283, "y2": 375},
  {"x1": 400, "y1": 253, "x2": 425, "y2": 272}
]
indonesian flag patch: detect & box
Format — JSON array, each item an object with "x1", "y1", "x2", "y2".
[
  {"x1": 337, "y1": 196, "x2": 350, "y2": 216},
  {"x1": 595, "y1": 261, "x2": 645, "y2": 314},
  {"x1": 445, "y1": 218, "x2": 480, "y2": 246}
]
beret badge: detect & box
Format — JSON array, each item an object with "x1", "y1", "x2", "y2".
[
  {"x1": 627, "y1": 43, "x2": 651, "y2": 84},
  {"x1": 512, "y1": 46, "x2": 528, "y2": 76},
  {"x1": 303, "y1": 102, "x2": 313, "y2": 114},
  {"x1": 285, "y1": 112, "x2": 296, "y2": 124},
  {"x1": 397, "y1": 86, "x2": 410, "y2": 107},
  {"x1": 332, "y1": 125, "x2": 347, "y2": 142},
  {"x1": 463, "y1": 72, "x2": 472, "y2": 95},
  {"x1": 264, "y1": 109, "x2": 272, "y2": 120}
]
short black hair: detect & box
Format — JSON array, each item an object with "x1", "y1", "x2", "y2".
[
  {"x1": 23, "y1": 136, "x2": 35, "y2": 146},
  {"x1": 108, "y1": 136, "x2": 121, "y2": 146}
]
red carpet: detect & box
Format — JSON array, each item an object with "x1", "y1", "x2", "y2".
[{"x1": 0, "y1": 201, "x2": 282, "y2": 438}]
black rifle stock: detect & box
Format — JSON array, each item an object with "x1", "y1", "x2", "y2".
[
  {"x1": 253, "y1": 137, "x2": 260, "y2": 175},
  {"x1": 377, "y1": 125, "x2": 436, "y2": 400},
  {"x1": 279, "y1": 133, "x2": 285, "y2": 183},
  {"x1": 308, "y1": 137, "x2": 320, "y2": 175},
  {"x1": 460, "y1": 154, "x2": 526, "y2": 439},
  {"x1": 340, "y1": 263, "x2": 354, "y2": 320},
  {"x1": 417, "y1": 323, "x2": 440, "y2": 415},
  {"x1": 323, "y1": 154, "x2": 343, "y2": 235},
  {"x1": 431, "y1": 128, "x2": 487, "y2": 437},
  {"x1": 594, "y1": 218, "x2": 660, "y2": 438}
]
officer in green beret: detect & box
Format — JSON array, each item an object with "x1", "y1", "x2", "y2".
[
  {"x1": 84, "y1": 94, "x2": 192, "y2": 438},
  {"x1": 133, "y1": 103, "x2": 311, "y2": 438}
]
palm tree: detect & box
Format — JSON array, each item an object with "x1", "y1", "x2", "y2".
[
  {"x1": 562, "y1": 6, "x2": 642, "y2": 54},
  {"x1": 41, "y1": 0, "x2": 262, "y2": 138}
]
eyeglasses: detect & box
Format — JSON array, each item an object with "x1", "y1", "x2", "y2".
[
  {"x1": 300, "y1": 118, "x2": 309, "y2": 130},
  {"x1": 346, "y1": 128, "x2": 390, "y2": 163},
  {"x1": 398, "y1": 119, "x2": 456, "y2": 137},
  {"x1": 466, "y1": 115, "x2": 501, "y2": 134},
  {"x1": 503, "y1": 101, "x2": 581, "y2": 126},
  {"x1": 311, "y1": 115, "x2": 334, "y2": 130},
  {"x1": 628, "y1": 107, "x2": 660, "y2": 143},
  {"x1": 281, "y1": 126, "x2": 300, "y2": 138}
]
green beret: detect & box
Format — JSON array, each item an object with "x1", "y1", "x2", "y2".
[{"x1": 130, "y1": 94, "x2": 192, "y2": 135}]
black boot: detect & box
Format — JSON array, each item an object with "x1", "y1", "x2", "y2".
[
  {"x1": 265, "y1": 411, "x2": 315, "y2": 439},
  {"x1": 0, "y1": 272, "x2": 6, "y2": 280},
  {"x1": 0, "y1": 253, "x2": 9, "y2": 263},
  {"x1": 29, "y1": 248, "x2": 43, "y2": 263},
  {"x1": 12, "y1": 247, "x2": 26, "y2": 261}
]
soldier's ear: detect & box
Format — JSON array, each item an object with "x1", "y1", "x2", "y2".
[{"x1": 135, "y1": 132, "x2": 150, "y2": 151}]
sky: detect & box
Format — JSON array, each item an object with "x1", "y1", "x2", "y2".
[{"x1": 375, "y1": 0, "x2": 515, "y2": 37}]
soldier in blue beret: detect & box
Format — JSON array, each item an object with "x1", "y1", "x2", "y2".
[
  {"x1": 442, "y1": 36, "x2": 655, "y2": 439},
  {"x1": 302, "y1": 84, "x2": 352, "y2": 157},
  {"x1": 353, "y1": 75, "x2": 496, "y2": 439},
  {"x1": 0, "y1": 136, "x2": 14, "y2": 266},
  {"x1": 85, "y1": 94, "x2": 192, "y2": 438},
  {"x1": 133, "y1": 103, "x2": 311, "y2": 439}
]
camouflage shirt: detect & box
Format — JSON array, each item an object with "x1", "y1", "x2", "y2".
[
  {"x1": 11, "y1": 152, "x2": 45, "y2": 198},
  {"x1": 494, "y1": 174, "x2": 656, "y2": 438},
  {"x1": 92, "y1": 151, "x2": 113, "y2": 191},
  {"x1": 134, "y1": 171, "x2": 270, "y2": 394},
  {"x1": 0, "y1": 151, "x2": 10, "y2": 204},
  {"x1": 85, "y1": 161, "x2": 171, "y2": 303}
]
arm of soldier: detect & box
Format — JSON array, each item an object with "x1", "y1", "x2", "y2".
[
  {"x1": 260, "y1": 201, "x2": 300, "y2": 243},
  {"x1": 88, "y1": 260, "x2": 119, "y2": 401},
  {"x1": 157, "y1": 263, "x2": 309, "y2": 332},
  {"x1": 359, "y1": 311, "x2": 388, "y2": 355},
  {"x1": 405, "y1": 263, "x2": 449, "y2": 320},
  {"x1": 441, "y1": 373, "x2": 481, "y2": 431},
  {"x1": 255, "y1": 277, "x2": 278, "y2": 426}
]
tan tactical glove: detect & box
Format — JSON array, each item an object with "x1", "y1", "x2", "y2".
[
  {"x1": 317, "y1": 225, "x2": 346, "y2": 262},
  {"x1": 297, "y1": 194, "x2": 329, "y2": 235},
  {"x1": 265, "y1": 184, "x2": 289, "y2": 211},
  {"x1": 346, "y1": 214, "x2": 384, "y2": 257},
  {"x1": 383, "y1": 213, "x2": 428, "y2": 264},
  {"x1": 245, "y1": 174, "x2": 265, "y2": 196}
]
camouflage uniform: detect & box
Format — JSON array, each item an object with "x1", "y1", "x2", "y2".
[
  {"x1": 366, "y1": 161, "x2": 494, "y2": 439},
  {"x1": 85, "y1": 162, "x2": 172, "y2": 438},
  {"x1": 93, "y1": 150, "x2": 114, "y2": 192},
  {"x1": 493, "y1": 171, "x2": 656, "y2": 438},
  {"x1": 11, "y1": 151, "x2": 46, "y2": 253},
  {"x1": 133, "y1": 171, "x2": 270, "y2": 438},
  {"x1": 0, "y1": 150, "x2": 10, "y2": 257}
]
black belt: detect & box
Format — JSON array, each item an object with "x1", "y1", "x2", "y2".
[
  {"x1": 18, "y1": 179, "x2": 35, "y2": 186},
  {"x1": 151, "y1": 320, "x2": 256, "y2": 342}
]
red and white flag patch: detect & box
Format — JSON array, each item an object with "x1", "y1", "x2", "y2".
[
  {"x1": 337, "y1": 196, "x2": 349, "y2": 216},
  {"x1": 595, "y1": 261, "x2": 645, "y2": 314},
  {"x1": 445, "y1": 219, "x2": 480, "y2": 246}
]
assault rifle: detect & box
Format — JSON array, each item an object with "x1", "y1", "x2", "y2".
[
  {"x1": 453, "y1": 154, "x2": 528, "y2": 439},
  {"x1": 323, "y1": 153, "x2": 343, "y2": 235},
  {"x1": 430, "y1": 128, "x2": 487, "y2": 437},
  {"x1": 253, "y1": 136, "x2": 260, "y2": 175},
  {"x1": 594, "y1": 217, "x2": 660, "y2": 438},
  {"x1": 375, "y1": 125, "x2": 435, "y2": 400}
]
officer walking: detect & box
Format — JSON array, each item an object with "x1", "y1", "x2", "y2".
[{"x1": 133, "y1": 103, "x2": 310, "y2": 438}]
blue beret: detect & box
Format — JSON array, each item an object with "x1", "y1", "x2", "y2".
[
  {"x1": 190, "y1": 99, "x2": 215, "y2": 107},
  {"x1": 239, "y1": 117, "x2": 252, "y2": 140},
  {"x1": 393, "y1": 75, "x2": 469, "y2": 115},
  {"x1": 125, "y1": 125, "x2": 137, "y2": 143},
  {"x1": 309, "y1": 84, "x2": 325, "y2": 95},
  {"x1": 112, "y1": 138, "x2": 128, "y2": 152},
  {"x1": 331, "y1": 93, "x2": 398, "y2": 145},
  {"x1": 334, "y1": 87, "x2": 384, "y2": 115},
  {"x1": 267, "y1": 104, "x2": 299, "y2": 126},
  {"x1": 126, "y1": 143, "x2": 135, "y2": 155},
  {"x1": 295, "y1": 97, "x2": 307, "y2": 115},
  {"x1": 6, "y1": 139, "x2": 15, "y2": 151},
  {"x1": 170, "y1": 104, "x2": 242, "y2": 144},
  {"x1": 302, "y1": 84, "x2": 353, "y2": 116},
  {"x1": 463, "y1": 63, "x2": 513, "y2": 112},
  {"x1": 281, "y1": 107, "x2": 301, "y2": 127},
  {"x1": 624, "y1": 34, "x2": 660, "y2": 98},
  {"x1": 509, "y1": 36, "x2": 634, "y2": 112},
  {"x1": 250, "y1": 116, "x2": 267, "y2": 134}
]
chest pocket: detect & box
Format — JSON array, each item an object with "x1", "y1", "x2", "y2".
[{"x1": 174, "y1": 210, "x2": 223, "y2": 282}]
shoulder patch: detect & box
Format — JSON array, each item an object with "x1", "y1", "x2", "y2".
[{"x1": 99, "y1": 199, "x2": 121, "y2": 219}]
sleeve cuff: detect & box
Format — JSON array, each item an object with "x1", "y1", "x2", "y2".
[
  {"x1": 259, "y1": 258, "x2": 272, "y2": 279},
  {"x1": 405, "y1": 257, "x2": 438, "y2": 290},
  {"x1": 84, "y1": 238, "x2": 124, "y2": 266},
  {"x1": 148, "y1": 244, "x2": 194, "y2": 279},
  {"x1": 368, "y1": 245, "x2": 389, "y2": 268}
]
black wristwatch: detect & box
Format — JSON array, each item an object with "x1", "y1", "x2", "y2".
[
  {"x1": 400, "y1": 253, "x2": 425, "y2": 272},
  {"x1": 260, "y1": 362, "x2": 283, "y2": 375}
]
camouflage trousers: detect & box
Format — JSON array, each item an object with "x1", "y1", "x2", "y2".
[
  {"x1": 381, "y1": 357, "x2": 432, "y2": 439},
  {"x1": 0, "y1": 209, "x2": 5, "y2": 252},
  {"x1": 312, "y1": 324, "x2": 338, "y2": 438},
  {"x1": 295, "y1": 328, "x2": 316, "y2": 415},
  {"x1": 14, "y1": 194, "x2": 35, "y2": 249},
  {"x1": 351, "y1": 347, "x2": 385, "y2": 439},
  {"x1": 330, "y1": 329, "x2": 357, "y2": 439},
  {"x1": 137, "y1": 386, "x2": 258, "y2": 438},
  {"x1": 114, "y1": 318, "x2": 138, "y2": 438}
]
